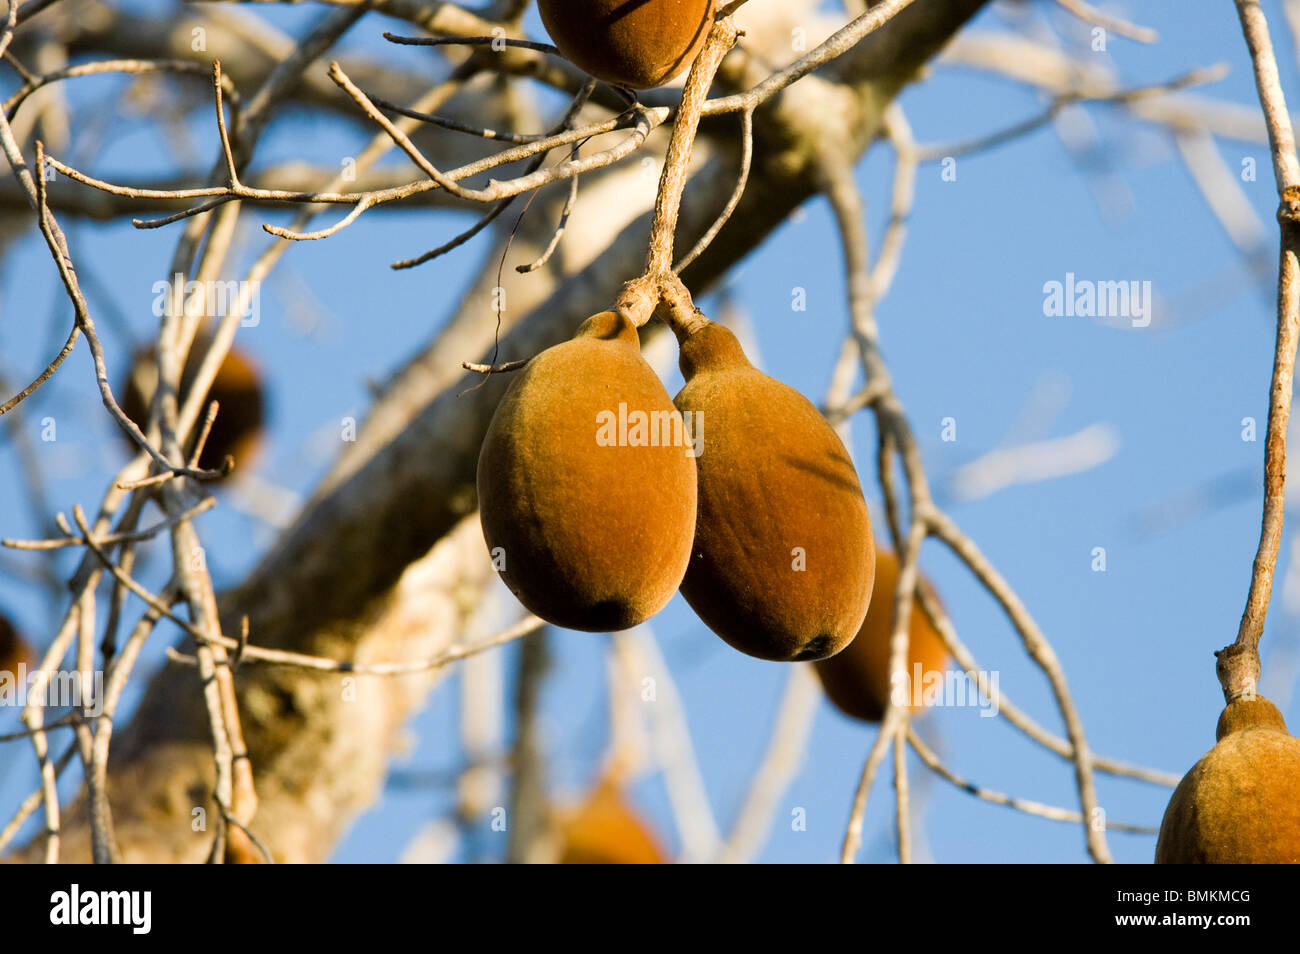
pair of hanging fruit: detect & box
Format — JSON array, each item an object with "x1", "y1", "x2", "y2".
[
  {"x1": 481, "y1": 4, "x2": 874, "y2": 653},
  {"x1": 476, "y1": 305, "x2": 874, "y2": 662}
]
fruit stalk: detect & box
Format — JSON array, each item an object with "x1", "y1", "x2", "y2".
[
  {"x1": 644, "y1": 15, "x2": 739, "y2": 279},
  {"x1": 1221, "y1": 0, "x2": 1300, "y2": 701}
]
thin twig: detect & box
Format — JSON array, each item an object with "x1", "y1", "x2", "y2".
[
  {"x1": 927, "y1": 508, "x2": 1112, "y2": 861},
  {"x1": 914, "y1": 65, "x2": 1227, "y2": 162},
  {"x1": 0, "y1": 713, "x2": 91, "y2": 743},
  {"x1": 393, "y1": 78, "x2": 595, "y2": 269},
  {"x1": 5, "y1": 59, "x2": 242, "y2": 124},
  {"x1": 371, "y1": 94, "x2": 541, "y2": 144},
  {"x1": 166, "y1": 613, "x2": 547, "y2": 675},
  {"x1": 821, "y1": 138, "x2": 1112, "y2": 863},
  {"x1": 4, "y1": 496, "x2": 217, "y2": 551},
  {"x1": 187, "y1": 401, "x2": 221, "y2": 471},
  {"x1": 623, "y1": 628, "x2": 721, "y2": 862},
  {"x1": 0, "y1": 324, "x2": 77, "y2": 417},
  {"x1": 893, "y1": 725, "x2": 911, "y2": 863},
  {"x1": 913, "y1": 583, "x2": 1181, "y2": 787},
  {"x1": 47, "y1": 108, "x2": 665, "y2": 229},
  {"x1": 675, "y1": 108, "x2": 753, "y2": 274},
  {"x1": 644, "y1": 17, "x2": 739, "y2": 277},
  {"x1": 1054, "y1": 0, "x2": 1158, "y2": 44},
  {"x1": 517, "y1": 144, "x2": 581, "y2": 273},
  {"x1": 840, "y1": 706, "x2": 905, "y2": 863},
  {"x1": 908, "y1": 729, "x2": 1158, "y2": 835},
  {"x1": 212, "y1": 62, "x2": 240, "y2": 188},
  {"x1": 0, "y1": 744, "x2": 75, "y2": 855},
  {"x1": 462, "y1": 358, "x2": 529, "y2": 375},
  {"x1": 383, "y1": 31, "x2": 560, "y2": 56},
  {"x1": 717, "y1": 665, "x2": 820, "y2": 864},
  {"x1": 1221, "y1": 0, "x2": 1300, "y2": 700}
]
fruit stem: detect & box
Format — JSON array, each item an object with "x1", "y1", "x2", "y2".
[
  {"x1": 656, "y1": 273, "x2": 711, "y2": 341},
  {"x1": 616, "y1": 272, "x2": 709, "y2": 340},
  {"x1": 643, "y1": 14, "x2": 739, "y2": 279},
  {"x1": 1219, "y1": 1, "x2": 1300, "y2": 703}
]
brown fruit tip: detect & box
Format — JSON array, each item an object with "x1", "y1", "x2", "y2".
[
  {"x1": 1216, "y1": 695, "x2": 1288, "y2": 741},
  {"x1": 1155, "y1": 694, "x2": 1300, "y2": 864},
  {"x1": 677, "y1": 320, "x2": 750, "y2": 378},
  {"x1": 574, "y1": 310, "x2": 638, "y2": 344}
]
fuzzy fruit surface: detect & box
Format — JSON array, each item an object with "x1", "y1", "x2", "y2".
[
  {"x1": 121, "y1": 342, "x2": 265, "y2": 473},
  {"x1": 538, "y1": 0, "x2": 715, "y2": 89},
  {"x1": 477, "y1": 311, "x2": 697, "y2": 633},
  {"x1": 673, "y1": 322, "x2": 874, "y2": 661},
  {"x1": 557, "y1": 779, "x2": 666, "y2": 864},
  {"x1": 1155, "y1": 696, "x2": 1300, "y2": 863},
  {"x1": 814, "y1": 548, "x2": 949, "y2": 722}
]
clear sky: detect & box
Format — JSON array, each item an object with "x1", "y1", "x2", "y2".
[{"x1": 1, "y1": 0, "x2": 1296, "y2": 863}]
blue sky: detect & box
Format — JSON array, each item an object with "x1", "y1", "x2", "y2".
[{"x1": 1, "y1": 0, "x2": 1296, "y2": 863}]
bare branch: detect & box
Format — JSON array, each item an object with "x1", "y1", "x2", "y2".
[
  {"x1": 383, "y1": 30, "x2": 560, "y2": 56},
  {"x1": 3, "y1": 497, "x2": 216, "y2": 550},
  {"x1": 0, "y1": 323, "x2": 77, "y2": 417},
  {"x1": 908, "y1": 729, "x2": 1158, "y2": 834},
  {"x1": 517, "y1": 144, "x2": 581, "y2": 274},
  {"x1": 893, "y1": 728, "x2": 911, "y2": 863},
  {"x1": 4, "y1": 58, "x2": 242, "y2": 124},
  {"x1": 675, "y1": 108, "x2": 753, "y2": 274},
  {"x1": 717, "y1": 665, "x2": 819, "y2": 864},
  {"x1": 1221, "y1": 0, "x2": 1300, "y2": 699},
  {"x1": 644, "y1": 17, "x2": 739, "y2": 277},
  {"x1": 1054, "y1": 0, "x2": 1157, "y2": 44}
]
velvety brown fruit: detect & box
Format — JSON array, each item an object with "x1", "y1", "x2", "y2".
[
  {"x1": 557, "y1": 779, "x2": 666, "y2": 864},
  {"x1": 477, "y1": 311, "x2": 697, "y2": 632},
  {"x1": 673, "y1": 322, "x2": 874, "y2": 661},
  {"x1": 120, "y1": 341, "x2": 265, "y2": 473},
  {"x1": 538, "y1": 0, "x2": 715, "y2": 89},
  {"x1": 1155, "y1": 696, "x2": 1300, "y2": 863},
  {"x1": 0, "y1": 613, "x2": 33, "y2": 675},
  {"x1": 813, "y1": 548, "x2": 949, "y2": 722}
]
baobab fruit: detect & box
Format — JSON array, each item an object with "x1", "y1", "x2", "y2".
[
  {"x1": 1155, "y1": 696, "x2": 1300, "y2": 863},
  {"x1": 120, "y1": 342, "x2": 265, "y2": 473},
  {"x1": 557, "y1": 779, "x2": 666, "y2": 864},
  {"x1": 537, "y1": 0, "x2": 715, "y2": 89},
  {"x1": 673, "y1": 321, "x2": 873, "y2": 661},
  {"x1": 477, "y1": 311, "x2": 697, "y2": 632},
  {"x1": 813, "y1": 549, "x2": 950, "y2": 723},
  {"x1": 0, "y1": 613, "x2": 33, "y2": 674}
]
